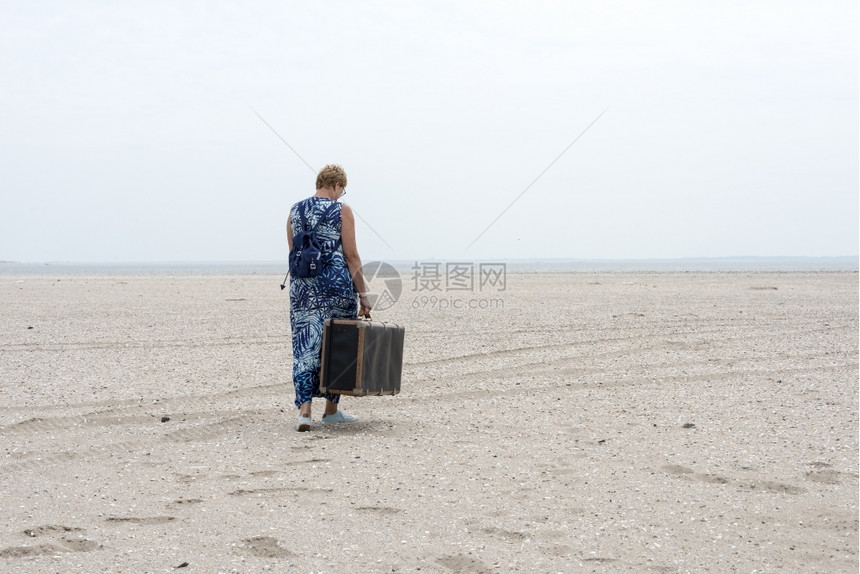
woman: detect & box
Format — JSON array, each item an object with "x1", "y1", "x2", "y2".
[{"x1": 287, "y1": 164, "x2": 372, "y2": 432}]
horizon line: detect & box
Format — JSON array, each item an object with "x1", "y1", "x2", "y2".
[{"x1": 2, "y1": 255, "x2": 857, "y2": 266}]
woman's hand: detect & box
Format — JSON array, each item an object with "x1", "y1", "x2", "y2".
[{"x1": 359, "y1": 294, "x2": 372, "y2": 317}]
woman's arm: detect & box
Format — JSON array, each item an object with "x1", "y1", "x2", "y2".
[
  {"x1": 340, "y1": 204, "x2": 372, "y2": 315},
  {"x1": 286, "y1": 215, "x2": 293, "y2": 251}
]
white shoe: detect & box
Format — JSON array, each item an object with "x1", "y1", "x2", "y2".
[
  {"x1": 296, "y1": 416, "x2": 312, "y2": 432},
  {"x1": 321, "y1": 411, "x2": 357, "y2": 424}
]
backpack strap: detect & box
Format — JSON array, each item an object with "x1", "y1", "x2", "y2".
[
  {"x1": 297, "y1": 201, "x2": 310, "y2": 233},
  {"x1": 296, "y1": 199, "x2": 340, "y2": 234},
  {"x1": 312, "y1": 200, "x2": 341, "y2": 233}
]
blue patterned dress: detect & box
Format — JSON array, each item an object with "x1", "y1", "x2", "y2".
[{"x1": 289, "y1": 197, "x2": 358, "y2": 408}]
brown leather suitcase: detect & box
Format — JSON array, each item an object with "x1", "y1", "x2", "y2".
[{"x1": 319, "y1": 318, "x2": 405, "y2": 396}]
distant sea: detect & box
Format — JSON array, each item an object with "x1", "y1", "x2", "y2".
[{"x1": 0, "y1": 257, "x2": 856, "y2": 275}]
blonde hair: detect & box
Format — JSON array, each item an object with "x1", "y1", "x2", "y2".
[{"x1": 316, "y1": 164, "x2": 347, "y2": 190}]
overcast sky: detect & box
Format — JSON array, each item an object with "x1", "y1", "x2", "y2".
[{"x1": 1, "y1": 1, "x2": 857, "y2": 263}]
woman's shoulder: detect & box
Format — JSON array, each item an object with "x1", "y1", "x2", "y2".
[
  {"x1": 291, "y1": 196, "x2": 323, "y2": 216},
  {"x1": 291, "y1": 196, "x2": 316, "y2": 210},
  {"x1": 292, "y1": 196, "x2": 346, "y2": 220}
]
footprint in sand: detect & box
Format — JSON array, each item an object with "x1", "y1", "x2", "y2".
[
  {"x1": 437, "y1": 553, "x2": 492, "y2": 573},
  {"x1": 661, "y1": 465, "x2": 807, "y2": 494},
  {"x1": 236, "y1": 536, "x2": 294, "y2": 559},
  {"x1": 0, "y1": 525, "x2": 101, "y2": 558},
  {"x1": 105, "y1": 516, "x2": 176, "y2": 525}
]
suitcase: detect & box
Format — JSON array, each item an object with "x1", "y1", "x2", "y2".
[{"x1": 319, "y1": 318, "x2": 405, "y2": 396}]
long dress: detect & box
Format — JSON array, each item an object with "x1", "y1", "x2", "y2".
[{"x1": 288, "y1": 197, "x2": 358, "y2": 408}]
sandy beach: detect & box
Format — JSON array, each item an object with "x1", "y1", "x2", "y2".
[{"x1": 0, "y1": 271, "x2": 857, "y2": 573}]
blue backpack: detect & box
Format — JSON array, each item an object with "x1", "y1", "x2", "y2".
[{"x1": 288, "y1": 201, "x2": 341, "y2": 280}]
